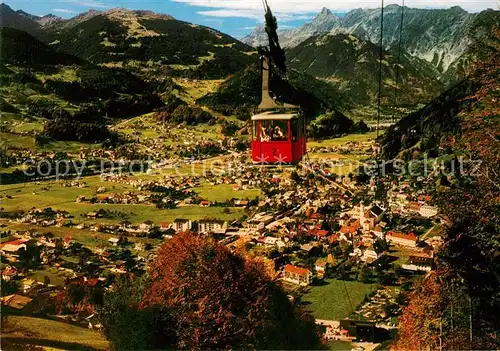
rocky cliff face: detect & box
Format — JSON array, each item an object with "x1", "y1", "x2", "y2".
[{"x1": 341, "y1": 5, "x2": 476, "y2": 73}]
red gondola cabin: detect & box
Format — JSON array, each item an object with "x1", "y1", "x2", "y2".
[{"x1": 252, "y1": 111, "x2": 306, "y2": 164}]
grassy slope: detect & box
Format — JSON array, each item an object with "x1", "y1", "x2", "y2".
[
  {"x1": 1, "y1": 315, "x2": 109, "y2": 350},
  {"x1": 302, "y1": 279, "x2": 376, "y2": 320}
]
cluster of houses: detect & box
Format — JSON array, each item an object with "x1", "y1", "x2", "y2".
[
  {"x1": 16, "y1": 208, "x2": 72, "y2": 227},
  {"x1": 77, "y1": 192, "x2": 155, "y2": 205},
  {"x1": 1, "y1": 156, "x2": 445, "y2": 329},
  {"x1": 388, "y1": 184, "x2": 439, "y2": 218}
]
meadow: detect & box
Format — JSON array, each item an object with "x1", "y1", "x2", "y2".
[
  {"x1": 308, "y1": 131, "x2": 379, "y2": 148},
  {"x1": 301, "y1": 279, "x2": 377, "y2": 321},
  {"x1": 1, "y1": 315, "x2": 109, "y2": 350}
]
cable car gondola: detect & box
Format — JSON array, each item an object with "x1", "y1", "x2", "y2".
[
  {"x1": 251, "y1": 0, "x2": 307, "y2": 165},
  {"x1": 252, "y1": 111, "x2": 306, "y2": 164}
]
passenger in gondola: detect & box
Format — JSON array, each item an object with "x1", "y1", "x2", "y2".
[
  {"x1": 260, "y1": 124, "x2": 268, "y2": 141},
  {"x1": 273, "y1": 125, "x2": 285, "y2": 140},
  {"x1": 266, "y1": 125, "x2": 274, "y2": 141}
]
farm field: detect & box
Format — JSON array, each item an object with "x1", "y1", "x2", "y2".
[
  {"x1": 301, "y1": 279, "x2": 377, "y2": 321},
  {"x1": 386, "y1": 246, "x2": 426, "y2": 267},
  {"x1": 1, "y1": 315, "x2": 109, "y2": 350},
  {"x1": 308, "y1": 131, "x2": 379, "y2": 148},
  {"x1": 328, "y1": 340, "x2": 353, "y2": 350}
]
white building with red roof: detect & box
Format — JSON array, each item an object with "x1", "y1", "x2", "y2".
[
  {"x1": 283, "y1": 264, "x2": 312, "y2": 286},
  {"x1": 386, "y1": 231, "x2": 418, "y2": 248},
  {"x1": 0, "y1": 239, "x2": 28, "y2": 256}
]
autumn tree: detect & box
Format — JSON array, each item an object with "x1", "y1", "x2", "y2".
[
  {"x1": 396, "y1": 272, "x2": 443, "y2": 350},
  {"x1": 140, "y1": 232, "x2": 321, "y2": 350}
]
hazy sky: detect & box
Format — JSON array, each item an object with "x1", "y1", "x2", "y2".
[{"x1": 2, "y1": 0, "x2": 498, "y2": 37}]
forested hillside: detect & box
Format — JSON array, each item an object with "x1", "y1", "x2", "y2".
[
  {"x1": 0, "y1": 27, "x2": 165, "y2": 145},
  {"x1": 382, "y1": 49, "x2": 500, "y2": 349},
  {"x1": 0, "y1": 27, "x2": 82, "y2": 66},
  {"x1": 287, "y1": 33, "x2": 442, "y2": 105},
  {"x1": 37, "y1": 9, "x2": 256, "y2": 80},
  {"x1": 198, "y1": 62, "x2": 348, "y2": 119}
]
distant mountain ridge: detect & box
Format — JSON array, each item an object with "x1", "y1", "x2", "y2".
[
  {"x1": 242, "y1": 5, "x2": 499, "y2": 79},
  {"x1": 0, "y1": 4, "x2": 256, "y2": 80},
  {"x1": 0, "y1": 3, "x2": 42, "y2": 34},
  {"x1": 0, "y1": 4, "x2": 64, "y2": 30},
  {"x1": 242, "y1": 7, "x2": 341, "y2": 49}
]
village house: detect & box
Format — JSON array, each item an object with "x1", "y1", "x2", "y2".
[
  {"x1": 386, "y1": 231, "x2": 418, "y2": 248},
  {"x1": 339, "y1": 219, "x2": 359, "y2": 242},
  {"x1": 339, "y1": 214, "x2": 350, "y2": 226},
  {"x1": 21, "y1": 278, "x2": 37, "y2": 293},
  {"x1": 419, "y1": 205, "x2": 438, "y2": 218},
  {"x1": 402, "y1": 255, "x2": 434, "y2": 272},
  {"x1": 246, "y1": 212, "x2": 274, "y2": 231},
  {"x1": 86, "y1": 211, "x2": 102, "y2": 219},
  {"x1": 372, "y1": 225, "x2": 385, "y2": 239},
  {"x1": 315, "y1": 260, "x2": 328, "y2": 279},
  {"x1": 417, "y1": 195, "x2": 433, "y2": 204},
  {"x1": 233, "y1": 200, "x2": 249, "y2": 207},
  {"x1": 0, "y1": 239, "x2": 28, "y2": 257},
  {"x1": 407, "y1": 202, "x2": 422, "y2": 213},
  {"x1": 308, "y1": 228, "x2": 330, "y2": 241},
  {"x1": 198, "y1": 220, "x2": 228, "y2": 234},
  {"x1": 1, "y1": 294, "x2": 33, "y2": 312},
  {"x1": 63, "y1": 236, "x2": 72, "y2": 248},
  {"x1": 90, "y1": 224, "x2": 102, "y2": 232},
  {"x1": 225, "y1": 227, "x2": 250, "y2": 237},
  {"x1": 283, "y1": 264, "x2": 313, "y2": 286},
  {"x1": 159, "y1": 222, "x2": 171, "y2": 231},
  {"x1": 119, "y1": 221, "x2": 132, "y2": 230},
  {"x1": 172, "y1": 219, "x2": 192, "y2": 233},
  {"x1": 1, "y1": 265, "x2": 18, "y2": 281},
  {"x1": 140, "y1": 220, "x2": 155, "y2": 232},
  {"x1": 108, "y1": 237, "x2": 121, "y2": 246},
  {"x1": 362, "y1": 246, "x2": 381, "y2": 263}
]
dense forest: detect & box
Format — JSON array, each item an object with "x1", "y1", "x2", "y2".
[{"x1": 0, "y1": 27, "x2": 82, "y2": 66}]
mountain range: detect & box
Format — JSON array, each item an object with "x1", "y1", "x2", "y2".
[
  {"x1": 1, "y1": 3, "x2": 498, "y2": 116},
  {"x1": 243, "y1": 5, "x2": 499, "y2": 80}
]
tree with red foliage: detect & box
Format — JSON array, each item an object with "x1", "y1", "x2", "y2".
[
  {"x1": 141, "y1": 231, "x2": 321, "y2": 350},
  {"x1": 396, "y1": 272, "x2": 443, "y2": 350}
]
